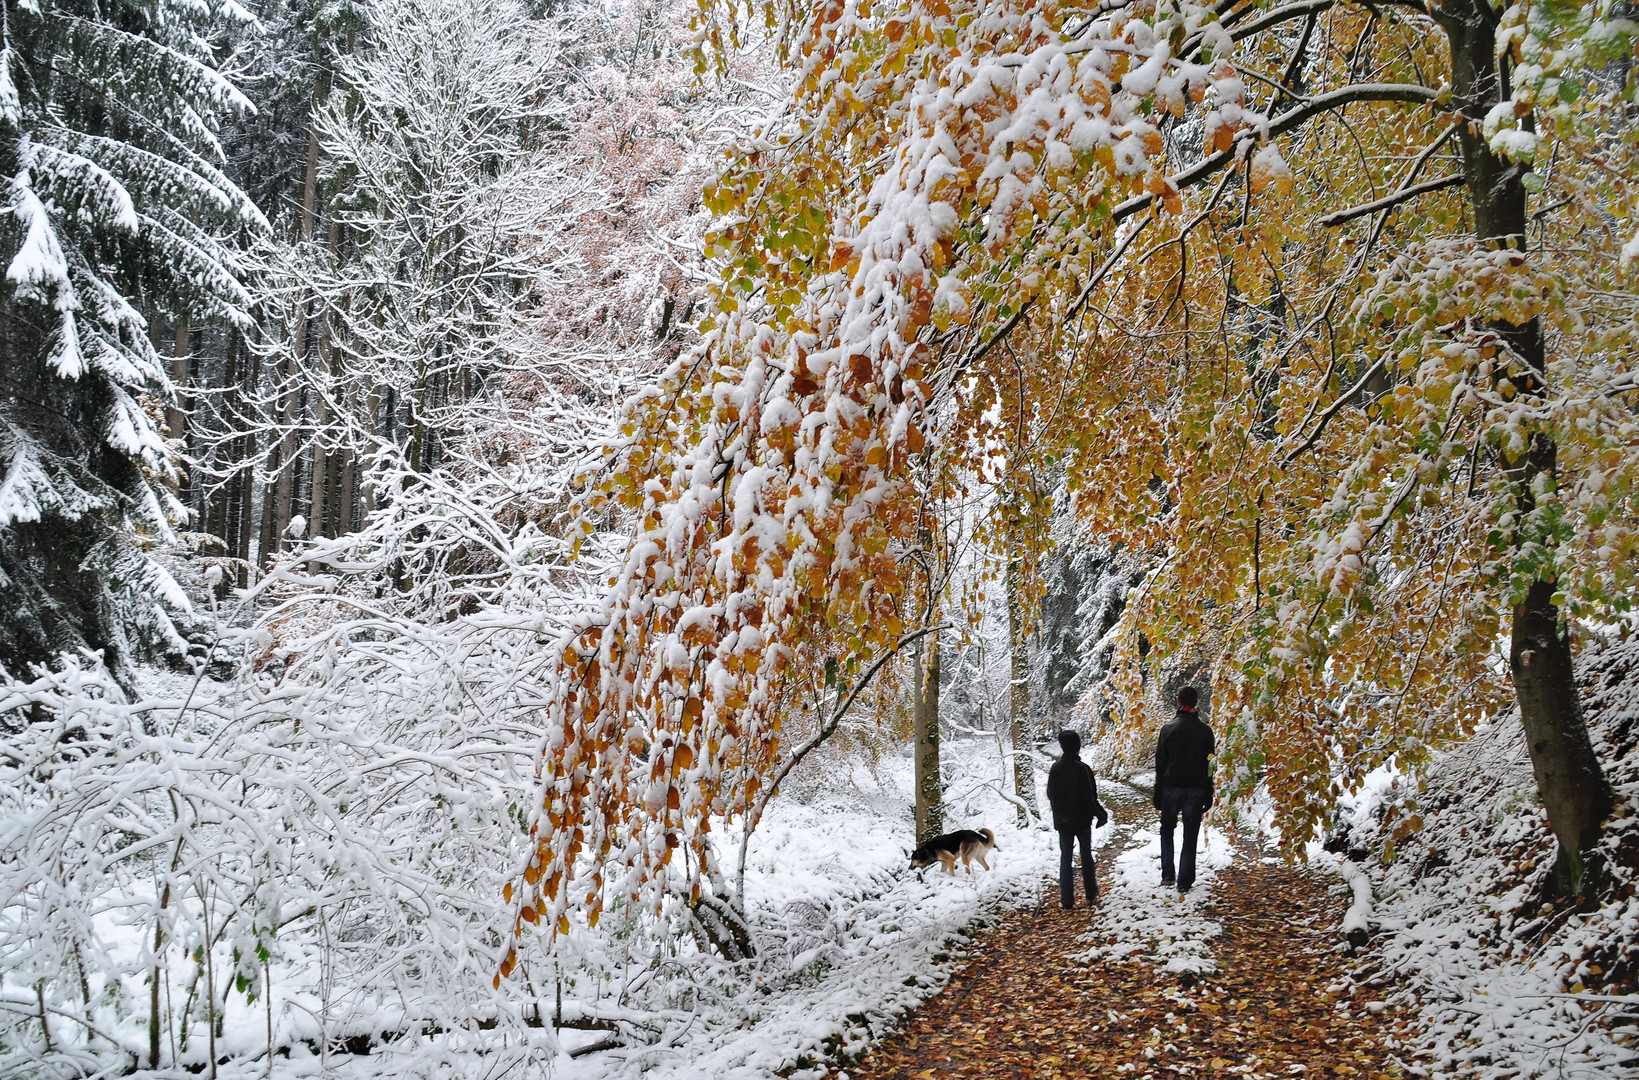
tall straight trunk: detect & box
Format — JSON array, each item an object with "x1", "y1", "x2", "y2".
[
  {"x1": 1007, "y1": 557, "x2": 1038, "y2": 825},
  {"x1": 337, "y1": 443, "x2": 356, "y2": 534},
  {"x1": 236, "y1": 432, "x2": 256, "y2": 587},
  {"x1": 172, "y1": 319, "x2": 193, "y2": 511},
  {"x1": 257, "y1": 456, "x2": 277, "y2": 574},
  {"x1": 307, "y1": 217, "x2": 342, "y2": 544},
  {"x1": 166, "y1": 318, "x2": 189, "y2": 445},
  {"x1": 325, "y1": 448, "x2": 339, "y2": 537},
  {"x1": 361, "y1": 381, "x2": 380, "y2": 520},
  {"x1": 275, "y1": 76, "x2": 327, "y2": 553},
  {"x1": 273, "y1": 358, "x2": 296, "y2": 550},
  {"x1": 205, "y1": 329, "x2": 235, "y2": 559},
  {"x1": 307, "y1": 405, "x2": 327, "y2": 542},
  {"x1": 236, "y1": 329, "x2": 258, "y2": 587},
  {"x1": 912, "y1": 632, "x2": 943, "y2": 843},
  {"x1": 307, "y1": 406, "x2": 328, "y2": 542},
  {"x1": 1438, "y1": 0, "x2": 1612, "y2": 893}
]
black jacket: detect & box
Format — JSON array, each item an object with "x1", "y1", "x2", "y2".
[
  {"x1": 1155, "y1": 708, "x2": 1215, "y2": 804},
  {"x1": 1047, "y1": 753, "x2": 1108, "y2": 833}
]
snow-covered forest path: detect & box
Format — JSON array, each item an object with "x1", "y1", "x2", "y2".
[{"x1": 844, "y1": 787, "x2": 1407, "y2": 1080}]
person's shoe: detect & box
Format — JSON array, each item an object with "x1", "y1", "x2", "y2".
[{"x1": 1160, "y1": 877, "x2": 1176, "y2": 888}]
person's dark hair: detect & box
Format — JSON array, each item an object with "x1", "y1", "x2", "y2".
[
  {"x1": 1178, "y1": 687, "x2": 1199, "y2": 709},
  {"x1": 1058, "y1": 728, "x2": 1082, "y2": 754}
]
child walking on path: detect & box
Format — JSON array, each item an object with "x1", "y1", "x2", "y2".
[{"x1": 1046, "y1": 728, "x2": 1108, "y2": 910}]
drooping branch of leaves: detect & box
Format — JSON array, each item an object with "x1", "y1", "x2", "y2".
[{"x1": 505, "y1": 0, "x2": 1639, "y2": 961}]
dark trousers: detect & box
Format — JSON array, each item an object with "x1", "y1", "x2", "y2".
[
  {"x1": 1159, "y1": 785, "x2": 1209, "y2": 890},
  {"x1": 1058, "y1": 827, "x2": 1096, "y2": 908}
]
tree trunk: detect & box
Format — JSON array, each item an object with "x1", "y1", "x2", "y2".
[
  {"x1": 274, "y1": 76, "x2": 327, "y2": 554},
  {"x1": 912, "y1": 632, "x2": 943, "y2": 843},
  {"x1": 236, "y1": 329, "x2": 258, "y2": 587},
  {"x1": 1439, "y1": 0, "x2": 1613, "y2": 893},
  {"x1": 308, "y1": 399, "x2": 327, "y2": 543},
  {"x1": 1512, "y1": 578, "x2": 1611, "y2": 892},
  {"x1": 1007, "y1": 557, "x2": 1038, "y2": 826},
  {"x1": 307, "y1": 216, "x2": 342, "y2": 546},
  {"x1": 362, "y1": 381, "x2": 380, "y2": 520},
  {"x1": 337, "y1": 443, "x2": 356, "y2": 534},
  {"x1": 166, "y1": 317, "x2": 189, "y2": 447}
]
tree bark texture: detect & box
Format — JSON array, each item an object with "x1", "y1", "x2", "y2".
[
  {"x1": 1437, "y1": 0, "x2": 1612, "y2": 892},
  {"x1": 912, "y1": 633, "x2": 943, "y2": 844},
  {"x1": 1512, "y1": 578, "x2": 1611, "y2": 892},
  {"x1": 1008, "y1": 558, "x2": 1038, "y2": 826}
]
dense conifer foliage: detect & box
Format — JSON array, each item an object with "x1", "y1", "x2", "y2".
[{"x1": 0, "y1": 0, "x2": 262, "y2": 683}]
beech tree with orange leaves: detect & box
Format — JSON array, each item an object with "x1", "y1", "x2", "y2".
[{"x1": 505, "y1": 0, "x2": 1639, "y2": 971}]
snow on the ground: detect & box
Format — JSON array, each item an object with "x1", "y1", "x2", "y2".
[
  {"x1": 1330, "y1": 636, "x2": 1639, "y2": 1078},
  {"x1": 554, "y1": 784, "x2": 1049, "y2": 1077},
  {"x1": 550, "y1": 741, "x2": 1058, "y2": 1080},
  {"x1": 159, "y1": 737, "x2": 1060, "y2": 1080},
  {"x1": 1079, "y1": 787, "x2": 1234, "y2": 977}
]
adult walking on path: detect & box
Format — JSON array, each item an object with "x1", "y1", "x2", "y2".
[
  {"x1": 1046, "y1": 729, "x2": 1108, "y2": 910},
  {"x1": 1155, "y1": 686, "x2": 1214, "y2": 895}
]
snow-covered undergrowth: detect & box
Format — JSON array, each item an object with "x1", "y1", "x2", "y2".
[
  {"x1": 0, "y1": 654, "x2": 1053, "y2": 1080},
  {"x1": 555, "y1": 749, "x2": 1055, "y2": 1080},
  {"x1": 1079, "y1": 788, "x2": 1234, "y2": 977},
  {"x1": 1331, "y1": 636, "x2": 1639, "y2": 1077}
]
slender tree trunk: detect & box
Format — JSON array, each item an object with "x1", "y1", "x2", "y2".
[
  {"x1": 362, "y1": 381, "x2": 380, "y2": 520},
  {"x1": 275, "y1": 78, "x2": 327, "y2": 554},
  {"x1": 237, "y1": 329, "x2": 258, "y2": 587},
  {"x1": 166, "y1": 317, "x2": 189, "y2": 446},
  {"x1": 258, "y1": 460, "x2": 277, "y2": 574},
  {"x1": 337, "y1": 442, "x2": 356, "y2": 534},
  {"x1": 307, "y1": 416, "x2": 327, "y2": 544},
  {"x1": 912, "y1": 632, "x2": 943, "y2": 843},
  {"x1": 1439, "y1": 1, "x2": 1612, "y2": 893},
  {"x1": 208, "y1": 329, "x2": 235, "y2": 578},
  {"x1": 1007, "y1": 557, "x2": 1038, "y2": 825},
  {"x1": 272, "y1": 353, "x2": 297, "y2": 552},
  {"x1": 307, "y1": 217, "x2": 341, "y2": 545},
  {"x1": 308, "y1": 403, "x2": 327, "y2": 543}
]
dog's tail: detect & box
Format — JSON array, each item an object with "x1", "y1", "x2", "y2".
[{"x1": 980, "y1": 827, "x2": 996, "y2": 848}]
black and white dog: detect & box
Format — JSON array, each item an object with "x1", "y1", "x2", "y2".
[{"x1": 909, "y1": 828, "x2": 997, "y2": 876}]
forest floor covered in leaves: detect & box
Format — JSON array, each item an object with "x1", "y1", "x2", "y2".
[{"x1": 841, "y1": 788, "x2": 1408, "y2": 1080}]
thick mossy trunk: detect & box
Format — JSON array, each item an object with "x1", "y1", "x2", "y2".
[
  {"x1": 1439, "y1": 0, "x2": 1613, "y2": 893},
  {"x1": 1512, "y1": 579, "x2": 1612, "y2": 893}
]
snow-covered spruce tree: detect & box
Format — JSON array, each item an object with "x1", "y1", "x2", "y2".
[{"x1": 0, "y1": 0, "x2": 263, "y2": 683}]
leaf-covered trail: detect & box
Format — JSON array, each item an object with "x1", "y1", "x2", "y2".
[{"x1": 842, "y1": 790, "x2": 1408, "y2": 1080}]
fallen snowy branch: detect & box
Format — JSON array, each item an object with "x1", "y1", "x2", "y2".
[{"x1": 1322, "y1": 854, "x2": 1375, "y2": 949}]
